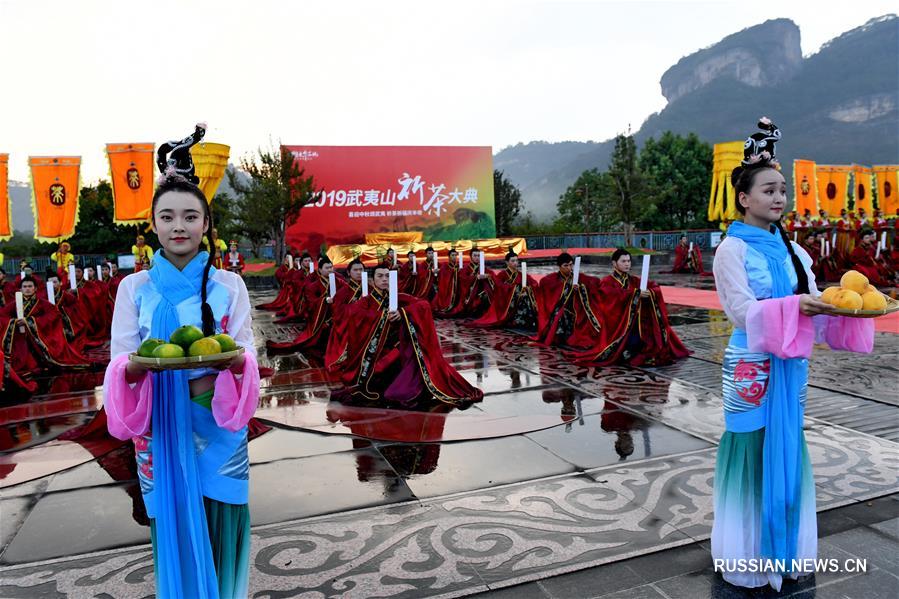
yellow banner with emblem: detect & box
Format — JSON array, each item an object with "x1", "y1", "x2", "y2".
[
  {"x1": 851, "y1": 164, "x2": 873, "y2": 214},
  {"x1": 815, "y1": 165, "x2": 851, "y2": 216},
  {"x1": 792, "y1": 159, "x2": 818, "y2": 214}
]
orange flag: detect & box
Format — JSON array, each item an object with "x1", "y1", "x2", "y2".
[
  {"x1": 792, "y1": 159, "x2": 818, "y2": 214},
  {"x1": 873, "y1": 165, "x2": 899, "y2": 216},
  {"x1": 107, "y1": 143, "x2": 155, "y2": 224},
  {"x1": 816, "y1": 165, "x2": 851, "y2": 216},
  {"x1": 29, "y1": 156, "x2": 81, "y2": 242},
  {"x1": 0, "y1": 154, "x2": 10, "y2": 241},
  {"x1": 851, "y1": 165, "x2": 873, "y2": 215}
]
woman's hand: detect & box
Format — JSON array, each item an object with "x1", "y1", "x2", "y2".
[
  {"x1": 125, "y1": 360, "x2": 150, "y2": 383},
  {"x1": 799, "y1": 294, "x2": 835, "y2": 316},
  {"x1": 640, "y1": 289, "x2": 651, "y2": 298},
  {"x1": 387, "y1": 310, "x2": 401, "y2": 322}
]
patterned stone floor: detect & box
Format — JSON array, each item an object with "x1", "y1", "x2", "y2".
[{"x1": 0, "y1": 271, "x2": 897, "y2": 598}]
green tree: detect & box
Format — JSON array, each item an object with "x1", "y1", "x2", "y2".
[
  {"x1": 555, "y1": 169, "x2": 618, "y2": 232},
  {"x1": 228, "y1": 145, "x2": 317, "y2": 263},
  {"x1": 638, "y1": 132, "x2": 713, "y2": 230},
  {"x1": 493, "y1": 170, "x2": 522, "y2": 236},
  {"x1": 607, "y1": 132, "x2": 647, "y2": 246},
  {"x1": 210, "y1": 191, "x2": 237, "y2": 244}
]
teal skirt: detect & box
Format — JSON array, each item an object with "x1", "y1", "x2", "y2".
[
  {"x1": 150, "y1": 497, "x2": 251, "y2": 599},
  {"x1": 711, "y1": 428, "x2": 818, "y2": 590}
]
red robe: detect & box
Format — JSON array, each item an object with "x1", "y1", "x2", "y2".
[
  {"x1": 0, "y1": 345, "x2": 37, "y2": 394},
  {"x1": 324, "y1": 280, "x2": 365, "y2": 368},
  {"x1": 431, "y1": 263, "x2": 462, "y2": 315},
  {"x1": 850, "y1": 244, "x2": 894, "y2": 287},
  {"x1": 267, "y1": 273, "x2": 345, "y2": 355},
  {"x1": 564, "y1": 271, "x2": 689, "y2": 367},
  {"x1": 532, "y1": 271, "x2": 577, "y2": 346},
  {"x1": 78, "y1": 279, "x2": 113, "y2": 344},
  {"x1": 665, "y1": 244, "x2": 705, "y2": 274},
  {"x1": 453, "y1": 265, "x2": 496, "y2": 319},
  {"x1": 469, "y1": 268, "x2": 539, "y2": 330},
  {"x1": 275, "y1": 268, "x2": 312, "y2": 322},
  {"x1": 257, "y1": 266, "x2": 301, "y2": 311},
  {"x1": 225, "y1": 251, "x2": 245, "y2": 274},
  {"x1": 411, "y1": 263, "x2": 437, "y2": 299},
  {"x1": 0, "y1": 294, "x2": 91, "y2": 378},
  {"x1": 327, "y1": 289, "x2": 483, "y2": 407},
  {"x1": 565, "y1": 273, "x2": 606, "y2": 350}
]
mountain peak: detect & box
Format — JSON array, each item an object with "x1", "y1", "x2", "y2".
[{"x1": 659, "y1": 18, "x2": 801, "y2": 104}]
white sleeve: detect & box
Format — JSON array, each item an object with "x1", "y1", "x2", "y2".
[
  {"x1": 712, "y1": 238, "x2": 756, "y2": 330},
  {"x1": 215, "y1": 270, "x2": 257, "y2": 358},
  {"x1": 109, "y1": 273, "x2": 144, "y2": 359}
]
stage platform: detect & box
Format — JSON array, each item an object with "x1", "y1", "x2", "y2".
[{"x1": 1, "y1": 265, "x2": 897, "y2": 598}]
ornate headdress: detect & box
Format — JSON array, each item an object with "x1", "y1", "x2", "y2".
[
  {"x1": 741, "y1": 117, "x2": 781, "y2": 168},
  {"x1": 156, "y1": 122, "x2": 207, "y2": 184}
]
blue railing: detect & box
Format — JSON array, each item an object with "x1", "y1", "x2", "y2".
[{"x1": 522, "y1": 229, "x2": 717, "y2": 251}]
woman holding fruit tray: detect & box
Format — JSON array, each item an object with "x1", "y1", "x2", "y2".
[
  {"x1": 103, "y1": 124, "x2": 259, "y2": 599},
  {"x1": 711, "y1": 118, "x2": 875, "y2": 591}
]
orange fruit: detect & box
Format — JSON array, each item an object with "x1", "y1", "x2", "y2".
[
  {"x1": 861, "y1": 290, "x2": 887, "y2": 311},
  {"x1": 188, "y1": 337, "x2": 222, "y2": 357},
  {"x1": 820, "y1": 286, "x2": 840, "y2": 305},
  {"x1": 840, "y1": 270, "x2": 869, "y2": 295},
  {"x1": 865, "y1": 284, "x2": 878, "y2": 294},
  {"x1": 832, "y1": 289, "x2": 864, "y2": 310},
  {"x1": 152, "y1": 343, "x2": 185, "y2": 358}
]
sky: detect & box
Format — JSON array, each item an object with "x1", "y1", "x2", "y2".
[{"x1": 1, "y1": 0, "x2": 895, "y2": 183}]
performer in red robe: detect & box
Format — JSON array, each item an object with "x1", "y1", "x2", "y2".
[
  {"x1": 416, "y1": 247, "x2": 439, "y2": 299},
  {"x1": 327, "y1": 263, "x2": 483, "y2": 408},
  {"x1": 325, "y1": 259, "x2": 366, "y2": 367},
  {"x1": 432, "y1": 248, "x2": 463, "y2": 315},
  {"x1": 468, "y1": 251, "x2": 538, "y2": 331},
  {"x1": 267, "y1": 258, "x2": 345, "y2": 356},
  {"x1": 108, "y1": 262, "x2": 125, "y2": 299},
  {"x1": 834, "y1": 209, "x2": 854, "y2": 265},
  {"x1": 664, "y1": 236, "x2": 706, "y2": 274},
  {"x1": 532, "y1": 253, "x2": 578, "y2": 346},
  {"x1": 79, "y1": 268, "x2": 113, "y2": 344},
  {"x1": 873, "y1": 209, "x2": 890, "y2": 250},
  {"x1": 275, "y1": 253, "x2": 313, "y2": 322},
  {"x1": 849, "y1": 229, "x2": 896, "y2": 287},
  {"x1": 565, "y1": 249, "x2": 689, "y2": 367},
  {"x1": 0, "y1": 277, "x2": 92, "y2": 379},
  {"x1": 257, "y1": 255, "x2": 296, "y2": 311},
  {"x1": 451, "y1": 248, "x2": 495, "y2": 319},
  {"x1": 0, "y1": 345, "x2": 37, "y2": 395},
  {"x1": 225, "y1": 240, "x2": 246, "y2": 275},
  {"x1": 384, "y1": 248, "x2": 397, "y2": 270},
  {"x1": 398, "y1": 251, "x2": 418, "y2": 294}
]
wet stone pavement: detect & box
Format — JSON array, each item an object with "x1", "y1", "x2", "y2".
[{"x1": 0, "y1": 269, "x2": 897, "y2": 598}]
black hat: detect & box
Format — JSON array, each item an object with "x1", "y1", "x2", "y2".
[
  {"x1": 156, "y1": 122, "x2": 207, "y2": 184},
  {"x1": 741, "y1": 117, "x2": 781, "y2": 168}
]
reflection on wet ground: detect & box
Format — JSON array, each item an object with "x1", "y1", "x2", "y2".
[{"x1": 1, "y1": 277, "x2": 897, "y2": 598}]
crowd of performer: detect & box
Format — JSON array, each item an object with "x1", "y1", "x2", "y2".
[
  {"x1": 258, "y1": 245, "x2": 689, "y2": 409},
  {"x1": 785, "y1": 208, "x2": 899, "y2": 287}
]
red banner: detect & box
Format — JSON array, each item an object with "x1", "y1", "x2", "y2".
[{"x1": 283, "y1": 146, "x2": 495, "y2": 253}]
